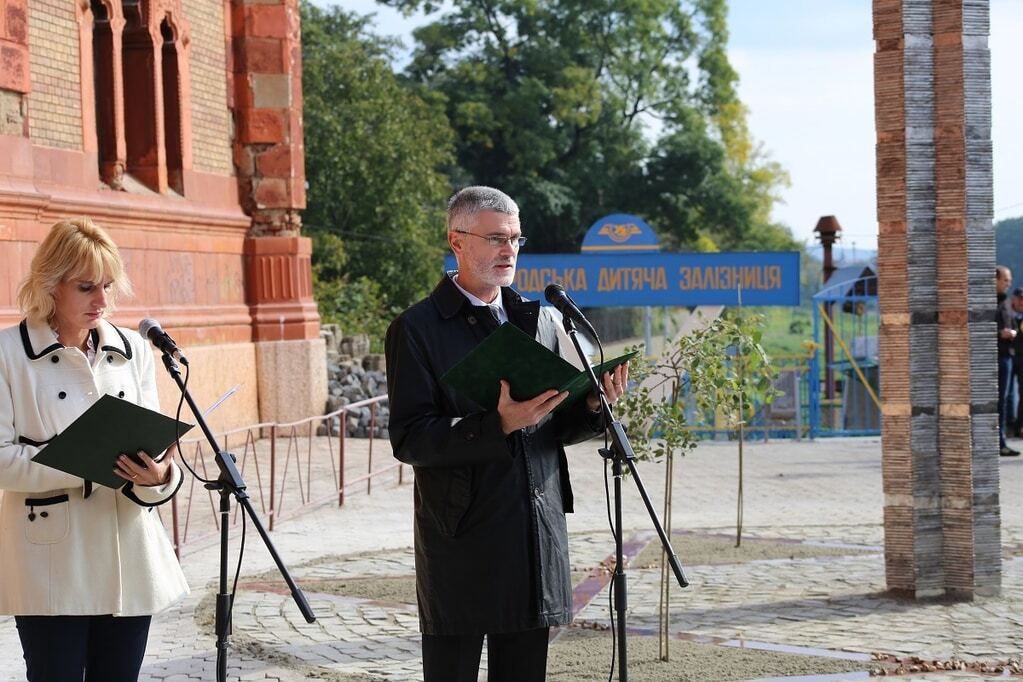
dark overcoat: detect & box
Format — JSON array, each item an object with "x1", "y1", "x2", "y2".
[{"x1": 385, "y1": 274, "x2": 602, "y2": 635}]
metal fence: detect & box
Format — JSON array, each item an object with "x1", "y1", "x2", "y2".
[
  {"x1": 677, "y1": 352, "x2": 814, "y2": 441},
  {"x1": 156, "y1": 394, "x2": 401, "y2": 558},
  {"x1": 809, "y1": 276, "x2": 881, "y2": 437}
]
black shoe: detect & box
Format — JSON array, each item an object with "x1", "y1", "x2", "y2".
[{"x1": 1000, "y1": 446, "x2": 1020, "y2": 457}]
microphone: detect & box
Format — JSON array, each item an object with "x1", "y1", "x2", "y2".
[
  {"x1": 138, "y1": 318, "x2": 189, "y2": 365},
  {"x1": 544, "y1": 283, "x2": 598, "y2": 340}
]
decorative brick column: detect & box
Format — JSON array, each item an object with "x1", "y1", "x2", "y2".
[
  {"x1": 231, "y1": 0, "x2": 304, "y2": 236},
  {"x1": 874, "y1": 0, "x2": 1000, "y2": 598},
  {"x1": 232, "y1": 0, "x2": 324, "y2": 422}
]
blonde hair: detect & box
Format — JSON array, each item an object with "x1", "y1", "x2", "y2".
[{"x1": 17, "y1": 218, "x2": 133, "y2": 323}]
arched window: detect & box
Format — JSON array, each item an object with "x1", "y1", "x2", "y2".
[
  {"x1": 81, "y1": 0, "x2": 190, "y2": 194},
  {"x1": 161, "y1": 17, "x2": 183, "y2": 195},
  {"x1": 121, "y1": 0, "x2": 159, "y2": 192},
  {"x1": 91, "y1": 0, "x2": 121, "y2": 188}
]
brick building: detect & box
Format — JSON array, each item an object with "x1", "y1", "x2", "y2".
[{"x1": 0, "y1": 0, "x2": 325, "y2": 429}]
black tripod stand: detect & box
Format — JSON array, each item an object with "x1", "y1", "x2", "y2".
[
  {"x1": 563, "y1": 316, "x2": 688, "y2": 682},
  {"x1": 159, "y1": 352, "x2": 316, "y2": 682}
]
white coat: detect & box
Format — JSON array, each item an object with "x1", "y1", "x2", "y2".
[{"x1": 0, "y1": 318, "x2": 189, "y2": 616}]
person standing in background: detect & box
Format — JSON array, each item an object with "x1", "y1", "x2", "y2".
[
  {"x1": 1011, "y1": 288, "x2": 1023, "y2": 439},
  {"x1": 996, "y1": 266, "x2": 1018, "y2": 456}
]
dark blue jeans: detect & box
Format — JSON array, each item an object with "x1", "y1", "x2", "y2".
[
  {"x1": 999, "y1": 355, "x2": 1014, "y2": 448},
  {"x1": 16, "y1": 614, "x2": 152, "y2": 682}
]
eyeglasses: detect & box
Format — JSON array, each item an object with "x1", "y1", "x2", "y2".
[{"x1": 455, "y1": 231, "x2": 527, "y2": 249}]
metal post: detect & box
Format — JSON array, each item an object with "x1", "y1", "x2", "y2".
[
  {"x1": 367, "y1": 402, "x2": 376, "y2": 495},
  {"x1": 268, "y1": 424, "x2": 276, "y2": 531},
  {"x1": 339, "y1": 410, "x2": 346, "y2": 507}
]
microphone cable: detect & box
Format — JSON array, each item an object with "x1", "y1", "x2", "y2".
[{"x1": 170, "y1": 360, "x2": 247, "y2": 655}]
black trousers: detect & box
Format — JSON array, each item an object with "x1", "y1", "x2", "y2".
[
  {"x1": 422, "y1": 626, "x2": 550, "y2": 682},
  {"x1": 16, "y1": 614, "x2": 152, "y2": 682}
]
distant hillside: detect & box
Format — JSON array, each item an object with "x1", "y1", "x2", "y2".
[
  {"x1": 996, "y1": 216, "x2": 1023, "y2": 284},
  {"x1": 805, "y1": 243, "x2": 877, "y2": 266}
]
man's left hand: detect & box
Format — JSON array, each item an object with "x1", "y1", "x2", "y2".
[{"x1": 587, "y1": 361, "x2": 629, "y2": 411}]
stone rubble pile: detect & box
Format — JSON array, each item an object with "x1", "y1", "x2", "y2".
[{"x1": 319, "y1": 324, "x2": 389, "y2": 439}]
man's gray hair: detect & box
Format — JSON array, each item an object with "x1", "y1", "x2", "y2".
[{"x1": 447, "y1": 186, "x2": 519, "y2": 232}]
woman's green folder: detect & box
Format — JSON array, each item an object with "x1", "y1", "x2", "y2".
[{"x1": 30, "y1": 395, "x2": 193, "y2": 489}]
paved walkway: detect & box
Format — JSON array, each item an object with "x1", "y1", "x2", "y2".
[{"x1": 3, "y1": 436, "x2": 1023, "y2": 680}]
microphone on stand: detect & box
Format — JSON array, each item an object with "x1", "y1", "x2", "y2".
[
  {"x1": 544, "y1": 283, "x2": 598, "y2": 340},
  {"x1": 139, "y1": 318, "x2": 189, "y2": 365}
]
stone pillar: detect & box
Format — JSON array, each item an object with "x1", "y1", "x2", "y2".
[
  {"x1": 233, "y1": 0, "x2": 325, "y2": 423},
  {"x1": 874, "y1": 0, "x2": 999, "y2": 598}
]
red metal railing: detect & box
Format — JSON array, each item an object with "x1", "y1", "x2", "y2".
[{"x1": 158, "y1": 394, "x2": 403, "y2": 557}]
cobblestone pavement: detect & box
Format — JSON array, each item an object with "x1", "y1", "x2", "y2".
[{"x1": 3, "y1": 436, "x2": 1023, "y2": 681}]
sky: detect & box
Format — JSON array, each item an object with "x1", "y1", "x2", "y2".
[{"x1": 331, "y1": 0, "x2": 1023, "y2": 256}]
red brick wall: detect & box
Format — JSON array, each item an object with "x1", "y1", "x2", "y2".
[
  {"x1": 0, "y1": 0, "x2": 30, "y2": 93},
  {"x1": 26, "y1": 0, "x2": 82, "y2": 150},
  {"x1": 183, "y1": 0, "x2": 233, "y2": 175},
  {"x1": 0, "y1": 0, "x2": 319, "y2": 427}
]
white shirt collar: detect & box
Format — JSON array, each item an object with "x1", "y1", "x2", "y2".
[
  {"x1": 451, "y1": 274, "x2": 508, "y2": 324},
  {"x1": 50, "y1": 325, "x2": 97, "y2": 365}
]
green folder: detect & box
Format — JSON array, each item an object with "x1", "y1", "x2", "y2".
[
  {"x1": 441, "y1": 322, "x2": 637, "y2": 411},
  {"x1": 31, "y1": 394, "x2": 194, "y2": 489}
]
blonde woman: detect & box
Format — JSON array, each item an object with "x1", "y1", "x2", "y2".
[{"x1": 0, "y1": 218, "x2": 188, "y2": 681}]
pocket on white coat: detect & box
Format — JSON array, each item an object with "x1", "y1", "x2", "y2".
[{"x1": 23, "y1": 493, "x2": 70, "y2": 545}]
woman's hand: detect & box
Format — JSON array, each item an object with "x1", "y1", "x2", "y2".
[{"x1": 113, "y1": 445, "x2": 176, "y2": 487}]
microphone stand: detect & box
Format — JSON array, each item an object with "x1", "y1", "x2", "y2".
[
  {"x1": 158, "y1": 352, "x2": 315, "y2": 682},
  {"x1": 563, "y1": 316, "x2": 688, "y2": 682}
]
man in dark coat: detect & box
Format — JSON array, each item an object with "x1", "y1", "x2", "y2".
[
  {"x1": 1011, "y1": 288, "x2": 1023, "y2": 439},
  {"x1": 385, "y1": 186, "x2": 628, "y2": 681},
  {"x1": 997, "y1": 266, "x2": 1018, "y2": 456}
]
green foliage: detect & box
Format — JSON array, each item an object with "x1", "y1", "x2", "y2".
[
  {"x1": 746, "y1": 306, "x2": 814, "y2": 358},
  {"x1": 310, "y1": 232, "x2": 394, "y2": 346},
  {"x1": 995, "y1": 216, "x2": 1023, "y2": 286},
  {"x1": 617, "y1": 313, "x2": 777, "y2": 462},
  {"x1": 381, "y1": 0, "x2": 794, "y2": 254},
  {"x1": 301, "y1": 2, "x2": 455, "y2": 314}
]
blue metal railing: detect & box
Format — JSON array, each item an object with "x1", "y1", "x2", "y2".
[{"x1": 809, "y1": 276, "x2": 881, "y2": 437}]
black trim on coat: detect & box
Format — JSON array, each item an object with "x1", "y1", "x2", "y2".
[
  {"x1": 19, "y1": 321, "x2": 62, "y2": 360},
  {"x1": 119, "y1": 469, "x2": 184, "y2": 508},
  {"x1": 24, "y1": 493, "x2": 69, "y2": 507},
  {"x1": 18, "y1": 320, "x2": 131, "y2": 360},
  {"x1": 17, "y1": 435, "x2": 52, "y2": 447},
  {"x1": 100, "y1": 325, "x2": 132, "y2": 359}
]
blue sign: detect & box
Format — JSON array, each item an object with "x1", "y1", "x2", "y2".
[
  {"x1": 581, "y1": 214, "x2": 660, "y2": 254},
  {"x1": 443, "y1": 251, "x2": 801, "y2": 307}
]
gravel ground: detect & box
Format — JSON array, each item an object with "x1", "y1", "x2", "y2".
[{"x1": 546, "y1": 629, "x2": 870, "y2": 681}]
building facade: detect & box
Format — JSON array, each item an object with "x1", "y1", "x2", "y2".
[{"x1": 0, "y1": 0, "x2": 325, "y2": 429}]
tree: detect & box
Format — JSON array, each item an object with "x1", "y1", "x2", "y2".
[
  {"x1": 616, "y1": 310, "x2": 776, "y2": 660},
  {"x1": 301, "y1": 3, "x2": 455, "y2": 316},
  {"x1": 382, "y1": 0, "x2": 794, "y2": 253}
]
